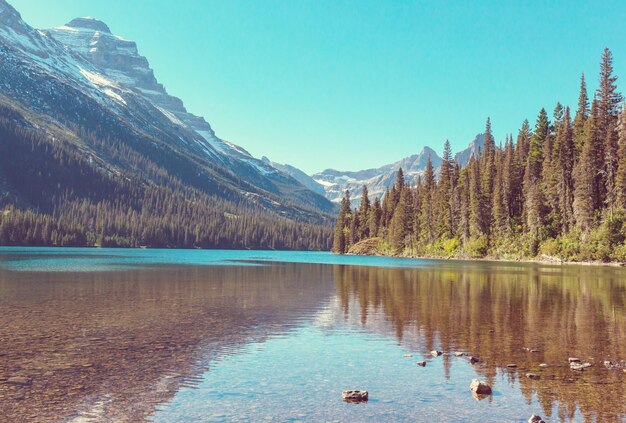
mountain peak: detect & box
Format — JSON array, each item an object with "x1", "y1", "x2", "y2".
[
  {"x1": 65, "y1": 17, "x2": 112, "y2": 34},
  {"x1": 0, "y1": 0, "x2": 23, "y2": 27}
]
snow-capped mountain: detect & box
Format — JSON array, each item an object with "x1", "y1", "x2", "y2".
[
  {"x1": 0, "y1": 0, "x2": 333, "y2": 218},
  {"x1": 312, "y1": 147, "x2": 443, "y2": 204},
  {"x1": 310, "y1": 135, "x2": 485, "y2": 204},
  {"x1": 261, "y1": 157, "x2": 326, "y2": 197}
]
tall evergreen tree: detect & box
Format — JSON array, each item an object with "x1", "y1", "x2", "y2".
[
  {"x1": 596, "y1": 48, "x2": 623, "y2": 142},
  {"x1": 616, "y1": 108, "x2": 626, "y2": 209},
  {"x1": 573, "y1": 73, "x2": 589, "y2": 156},
  {"x1": 332, "y1": 190, "x2": 351, "y2": 253},
  {"x1": 358, "y1": 185, "x2": 371, "y2": 239},
  {"x1": 420, "y1": 158, "x2": 435, "y2": 241},
  {"x1": 555, "y1": 107, "x2": 575, "y2": 232}
]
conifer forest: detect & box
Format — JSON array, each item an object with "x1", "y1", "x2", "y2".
[{"x1": 333, "y1": 49, "x2": 626, "y2": 262}]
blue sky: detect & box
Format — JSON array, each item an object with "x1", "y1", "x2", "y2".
[{"x1": 11, "y1": 0, "x2": 626, "y2": 173}]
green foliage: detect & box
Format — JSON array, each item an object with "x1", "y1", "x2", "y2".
[
  {"x1": 464, "y1": 235, "x2": 488, "y2": 258},
  {"x1": 442, "y1": 238, "x2": 460, "y2": 255},
  {"x1": 0, "y1": 109, "x2": 333, "y2": 251},
  {"x1": 330, "y1": 48, "x2": 626, "y2": 263}
]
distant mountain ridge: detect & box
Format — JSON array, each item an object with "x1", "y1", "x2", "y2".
[
  {"x1": 309, "y1": 134, "x2": 485, "y2": 204},
  {"x1": 0, "y1": 0, "x2": 333, "y2": 217}
]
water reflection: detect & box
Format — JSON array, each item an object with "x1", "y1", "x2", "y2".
[
  {"x1": 0, "y1": 256, "x2": 625, "y2": 421},
  {"x1": 0, "y1": 264, "x2": 335, "y2": 421},
  {"x1": 333, "y1": 263, "x2": 626, "y2": 421}
]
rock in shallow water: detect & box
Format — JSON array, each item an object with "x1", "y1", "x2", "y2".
[
  {"x1": 603, "y1": 360, "x2": 626, "y2": 370},
  {"x1": 416, "y1": 361, "x2": 426, "y2": 367},
  {"x1": 342, "y1": 390, "x2": 368, "y2": 403},
  {"x1": 6, "y1": 376, "x2": 32, "y2": 386},
  {"x1": 570, "y1": 362, "x2": 592, "y2": 371},
  {"x1": 469, "y1": 379, "x2": 492, "y2": 395}
]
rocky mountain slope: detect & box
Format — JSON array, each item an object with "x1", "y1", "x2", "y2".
[
  {"x1": 311, "y1": 134, "x2": 485, "y2": 204},
  {"x1": 0, "y1": 0, "x2": 334, "y2": 221}
]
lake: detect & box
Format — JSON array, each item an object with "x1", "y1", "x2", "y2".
[{"x1": 0, "y1": 248, "x2": 624, "y2": 422}]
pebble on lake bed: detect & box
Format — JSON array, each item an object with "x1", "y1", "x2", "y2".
[
  {"x1": 603, "y1": 360, "x2": 626, "y2": 370},
  {"x1": 6, "y1": 376, "x2": 32, "y2": 386},
  {"x1": 528, "y1": 414, "x2": 546, "y2": 423},
  {"x1": 342, "y1": 390, "x2": 368, "y2": 403},
  {"x1": 416, "y1": 361, "x2": 426, "y2": 367},
  {"x1": 469, "y1": 379, "x2": 492, "y2": 395},
  {"x1": 570, "y1": 362, "x2": 592, "y2": 371}
]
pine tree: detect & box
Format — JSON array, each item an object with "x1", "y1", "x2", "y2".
[
  {"x1": 468, "y1": 155, "x2": 483, "y2": 237},
  {"x1": 481, "y1": 118, "x2": 496, "y2": 234},
  {"x1": 368, "y1": 197, "x2": 382, "y2": 237},
  {"x1": 616, "y1": 108, "x2": 626, "y2": 209},
  {"x1": 596, "y1": 48, "x2": 623, "y2": 142},
  {"x1": 391, "y1": 188, "x2": 409, "y2": 253},
  {"x1": 333, "y1": 190, "x2": 351, "y2": 253},
  {"x1": 573, "y1": 73, "x2": 589, "y2": 156},
  {"x1": 524, "y1": 109, "x2": 549, "y2": 242},
  {"x1": 605, "y1": 121, "x2": 619, "y2": 213},
  {"x1": 555, "y1": 107, "x2": 575, "y2": 232},
  {"x1": 358, "y1": 185, "x2": 371, "y2": 239},
  {"x1": 439, "y1": 140, "x2": 454, "y2": 237},
  {"x1": 420, "y1": 158, "x2": 435, "y2": 242},
  {"x1": 574, "y1": 128, "x2": 596, "y2": 234},
  {"x1": 492, "y1": 148, "x2": 506, "y2": 232}
]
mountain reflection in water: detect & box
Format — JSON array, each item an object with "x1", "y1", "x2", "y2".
[{"x1": 0, "y1": 253, "x2": 624, "y2": 422}]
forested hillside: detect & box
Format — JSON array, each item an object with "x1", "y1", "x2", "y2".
[
  {"x1": 0, "y1": 108, "x2": 332, "y2": 250},
  {"x1": 333, "y1": 49, "x2": 626, "y2": 262}
]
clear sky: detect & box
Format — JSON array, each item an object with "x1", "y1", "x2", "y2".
[{"x1": 10, "y1": 0, "x2": 626, "y2": 174}]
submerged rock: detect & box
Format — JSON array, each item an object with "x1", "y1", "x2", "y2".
[
  {"x1": 469, "y1": 379, "x2": 492, "y2": 395},
  {"x1": 6, "y1": 376, "x2": 31, "y2": 386},
  {"x1": 342, "y1": 390, "x2": 368, "y2": 403},
  {"x1": 603, "y1": 360, "x2": 626, "y2": 370},
  {"x1": 528, "y1": 414, "x2": 546, "y2": 423},
  {"x1": 416, "y1": 361, "x2": 426, "y2": 367},
  {"x1": 570, "y1": 362, "x2": 592, "y2": 371}
]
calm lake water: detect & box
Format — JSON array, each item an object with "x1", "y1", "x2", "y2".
[{"x1": 0, "y1": 248, "x2": 624, "y2": 422}]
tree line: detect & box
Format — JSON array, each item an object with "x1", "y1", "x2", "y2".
[
  {"x1": 0, "y1": 107, "x2": 332, "y2": 250},
  {"x1": 333, "y1": 48, "x2": 626, "y2": 262}
]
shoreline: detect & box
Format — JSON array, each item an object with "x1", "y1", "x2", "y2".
[{"x1": 344, "y1": 251, "x2": 626, "y2": 268}]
